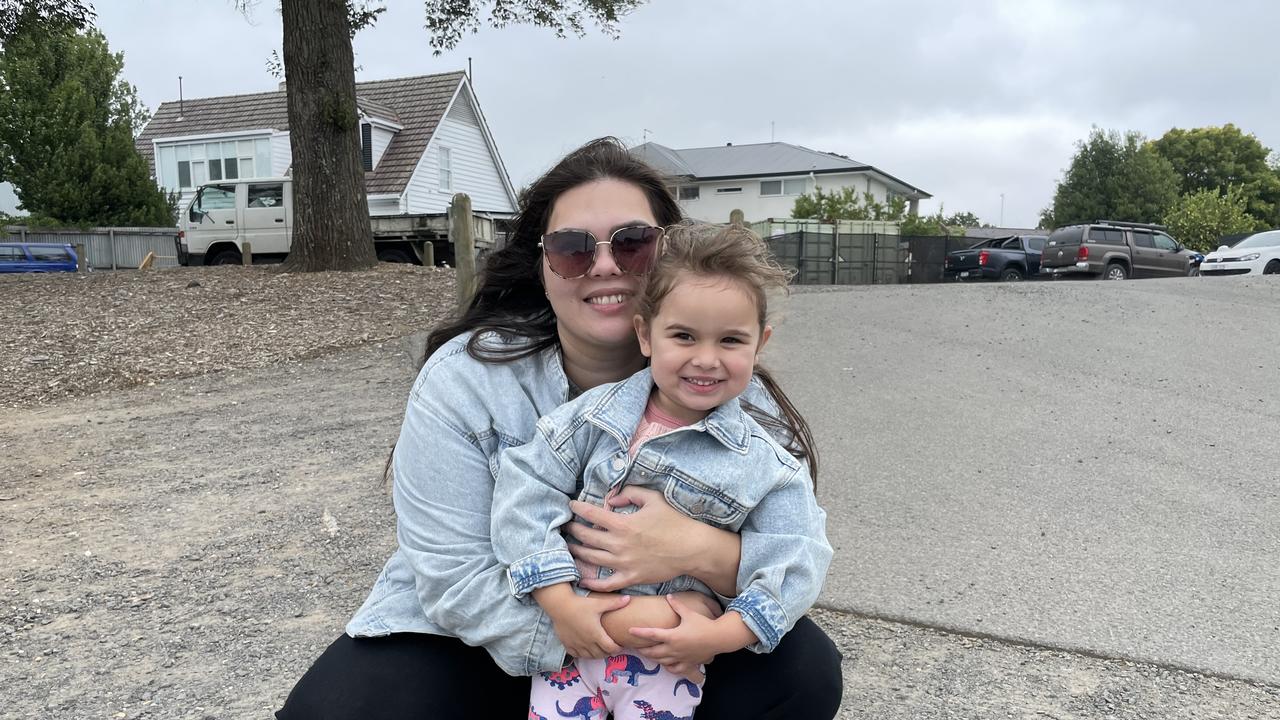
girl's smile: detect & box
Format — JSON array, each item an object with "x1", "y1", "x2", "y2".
[{"x1": 635, "y1": 272, "x2": 772, "y2": 425}]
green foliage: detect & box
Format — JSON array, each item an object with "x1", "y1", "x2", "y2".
[
  {"x1": 1037, "y1": 206, "x2": 1055, "y2": 230},
  {"x1": 1150, "y1": 124, "x2": 1280, "y2": 230},
  {"x1": 1052, "y1": 128, "x2": 1180, "y2": 227},
  {"x1": 1163, "y1": 186, "x2": 1259, "y2": 253},
  {"x1": 942, "y1": 211, "x2": 982, "y2": 228},
  {"x1": 791, "y1": 188, "x2": 981, "y2": 237},
  {"x1": 423, "y1": 0, "x2": 645, "y2": 54},
  {"x1": 899, "y1": 210, "x2": 949, "y2": 236},
  {"x1": 791, "y1": 186, "x2": 906, "y2": 223},
  {"x1": 0, "y1": 21, "x2": 173, "y2": 226},
  {"x1": 0, "y1": 0, "x2": 95, "y2": 42}
]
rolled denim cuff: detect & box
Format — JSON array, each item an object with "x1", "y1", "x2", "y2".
[
  {"x1": 726, "y1": 586, "x2": 788, "y2": 653},
  {"x1": 506, "y1": 549, "x2": 580, "y2": 599}
]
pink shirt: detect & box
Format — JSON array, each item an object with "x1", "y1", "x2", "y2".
[{"x1": 627, "y1": 399, "x2": 688, "y2": 456}]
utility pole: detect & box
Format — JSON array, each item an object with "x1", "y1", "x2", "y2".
[{"x1": 1000, "y1": 193, "x2": 1005, "y2": 227}]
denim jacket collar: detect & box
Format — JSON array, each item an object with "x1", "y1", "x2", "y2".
[{"x1": 581, "y1": 368, "x2": 753, "y2": 454}]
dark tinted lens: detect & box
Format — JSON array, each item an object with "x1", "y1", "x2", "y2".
[
  {"x1": 542, "y1": 230, "x2": 596, "y2": 277},
  {"x1": 610, "y1": 226, "x2": 661, "y2": 274}
]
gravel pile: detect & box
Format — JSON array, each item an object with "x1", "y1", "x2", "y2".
[{"x1": 1, "y1": 264, "x2": 456, "y2": 408}]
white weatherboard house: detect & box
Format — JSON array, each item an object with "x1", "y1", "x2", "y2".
[
  {"x1": 630, "y1": 141, "x2": 931, "y2": 223},
  {"x1": 135, "y1": 71, "x2": 517, "y2": 218}
]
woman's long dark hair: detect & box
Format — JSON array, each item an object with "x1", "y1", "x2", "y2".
[{"x1": 421, "y1": 137, "x2": 682, "y2": 366}]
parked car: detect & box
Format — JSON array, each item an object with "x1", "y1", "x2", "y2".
[
  {"x1": 0, "y1": 242, "x2": 78, "y2": 273},
  {"x1": 944, "y1": 234, "x2": 1047, "y2": 281},
  {"x1": 1199, "y1": 229, "x2": 1280, "y2": 276},
  {"x1": 1039, "y1": 220, "x2": 1195, "y2": 280}
]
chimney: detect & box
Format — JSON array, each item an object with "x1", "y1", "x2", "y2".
[
  {"x1": 278, "y1": 81, "x2": 287, "y2": 91},
  {"x1": 726, "y1": 142, "x2": 732, "y2": 147}
]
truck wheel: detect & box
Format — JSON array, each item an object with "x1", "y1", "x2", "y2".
[
  {"x1": 1104, "y1": 263, "x2": 1128, "y2": 280},
  {"x1": 998, "y1": 268, "x2": 1024, "y2": 282},
  {"x1": 376, "y1": 247, "x2": 414, "y2": 264},
  {"x1": 1264, "y1": 260, "x2": 1280, "y2": 275},
  {"x1": 208, "y1": 249, "x2": 242, "y2": 266}
]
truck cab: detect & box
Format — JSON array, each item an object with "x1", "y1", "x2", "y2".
[{"x1": 178, "y1": 178, "x2": 291, "y2": 265}]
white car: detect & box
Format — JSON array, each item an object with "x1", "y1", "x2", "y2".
[{"x1": 1200, "y1": 229, "x2": 1280, "y2": 276}]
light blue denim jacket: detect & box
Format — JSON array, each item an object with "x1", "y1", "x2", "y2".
[
  {"x1": 345, "y1": 331, "x2": 574, "y2": 676},
  {"x1": 345, "y1": 330, "x2": 826, "y2": 676},
  {"x1": 491, "y1": 367, "x2": 832, "y2": 656}
]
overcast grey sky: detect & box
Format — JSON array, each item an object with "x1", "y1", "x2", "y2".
[{"x1": 6, "y1": 0, "x2": 1279, "y2": 226}]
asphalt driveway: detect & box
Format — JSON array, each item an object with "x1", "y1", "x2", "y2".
[{"x1": 770, "y1": 276, "x2": 1280, "y2": 686}]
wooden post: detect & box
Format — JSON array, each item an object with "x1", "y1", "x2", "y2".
[
  {"x1": 75, "y1": 243, "x2": 87, "y2": 273},
  {"x1": 450, "y1": 194, "x2": 476, "y2": 311},
  {"x1": 109, "y1": 229, "x2": 118, "y2": 270},
  {"x1": 729, "y1": 209, "x2": 745, "y2": 226},
  {"x1": 241, "y1": 242, "x2": 253, "y2": 266},
  {"x1": 421, "y1": 240, "x2": 435, "y2": 267}
]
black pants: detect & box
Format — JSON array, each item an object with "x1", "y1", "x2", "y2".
[{"x1": 277, "y1": 616, "x2": 842, "y2": 719}]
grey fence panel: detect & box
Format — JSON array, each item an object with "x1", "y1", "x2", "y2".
[{"x1": 3, "y1": 226, "x2": 179, "y2": 269}]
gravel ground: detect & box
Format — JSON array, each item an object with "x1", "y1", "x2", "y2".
[
  {"x1": 1, "y1": 264, "x2": 455, "y2": 409},
  {"x1": 2, "y1": 268, "x2": 1277, "y2": 719}
]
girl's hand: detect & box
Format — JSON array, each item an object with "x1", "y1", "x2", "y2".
[
  {"x1": 566, "y1": 487, "x2": 708, "y2": 591},
  {"x1": 630, "y1": 595, "x2": 726, "y2": 683},
  {"x1": 534, "y1": 585, "x2": 630, "y2": 660}
]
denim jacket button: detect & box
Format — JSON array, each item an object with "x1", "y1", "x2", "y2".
[{"x1": 610, "y1": 456, "x2": 625, "y2": 471}]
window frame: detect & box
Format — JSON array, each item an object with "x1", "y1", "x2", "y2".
[{"x1": 438, "y1": 146, "x2": 452, "y2": 191}]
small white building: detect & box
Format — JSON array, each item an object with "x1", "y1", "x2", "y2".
[
  {"x1": 135, "y1": 71, "x2": 517, "y2": 218},
  {"x1": 630, "y1": 141, "x2": 930, "y2": 223}
]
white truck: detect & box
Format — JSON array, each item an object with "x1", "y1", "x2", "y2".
[{"x1": 175, "y1": 177, "x2": 498, "y2": 266}]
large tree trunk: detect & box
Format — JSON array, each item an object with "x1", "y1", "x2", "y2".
[{"x1": 279, "y1": 0, "x2": 375, "y2": 272}]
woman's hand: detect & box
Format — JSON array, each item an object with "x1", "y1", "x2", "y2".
[
  {"x1": 566, "y1": 487, "x2": 699, "y2": 590},
  {"x1": 566, "y1": 486, "x2": 742, "y2": 596}
]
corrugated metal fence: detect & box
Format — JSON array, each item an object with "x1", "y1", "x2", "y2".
[
  {"x1": 753, "y1": 219, "x2": 975, "y2": 285},
  {"x1": 3, "y1": 225, "x2": 179, "y2": 270}
]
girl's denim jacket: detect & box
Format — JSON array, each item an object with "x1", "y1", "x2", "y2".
[
  {"x1": 492, "y1": 367, "x2": 832, "y2": 657},
  {"x1": 345, "y1": 331, "x2": 825, "y2": 677}
]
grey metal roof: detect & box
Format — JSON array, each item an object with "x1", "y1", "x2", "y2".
[
  {"x1": 629, "y1": 141, "x2": 930, "y2": 198},
  {"x1": 135, "y1": 71, "x2": 465, "y2": 196}
]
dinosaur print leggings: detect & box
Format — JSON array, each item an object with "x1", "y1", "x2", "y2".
[{"x1": 529, "y1": 652, "x2": 704, "y2": 720}]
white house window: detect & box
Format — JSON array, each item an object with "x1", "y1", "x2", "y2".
[
  {"x1": 760, "y1": 179, "x2": 806, "y2": 196},
  {"x1": 678, "y1": 185, "x2": 700, "y2": 201},
  {"x1": 438, "y1": 147, "x2": 452, "y2": 191},
  {"x1": 160, "y1": 137, "x2": 271, "y2": 191},
  {"x1": 716, "y1": 187, "x2": 743, "y2": 194}
]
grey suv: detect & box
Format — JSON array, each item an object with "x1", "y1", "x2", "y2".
[{"x1": 1040, "y1": 221, "x2": 1193, "y2": 280}]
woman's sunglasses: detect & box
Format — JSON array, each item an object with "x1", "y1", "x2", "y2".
[{"x1": 538, "y1": 225, "x2": 664, "y2": 280}]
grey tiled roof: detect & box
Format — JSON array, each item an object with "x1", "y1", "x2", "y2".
[
  {"x1": 356, "y1": 97, "x2": 401, "y2": 125},
  {"x1": 630, "y1": 141, "x2": 930, "y2": 198},
  {"x1": 135, "y1": 71, "x2": 465, "y2": 196}
]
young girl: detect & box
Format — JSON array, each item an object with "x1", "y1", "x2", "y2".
[{"x1": 492, "y1": 221, "x2": 833, "y2": 720}]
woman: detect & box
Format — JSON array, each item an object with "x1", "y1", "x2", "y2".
[{"x1": 276, "y1": 137, "x2": 843, "y2": 718}]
